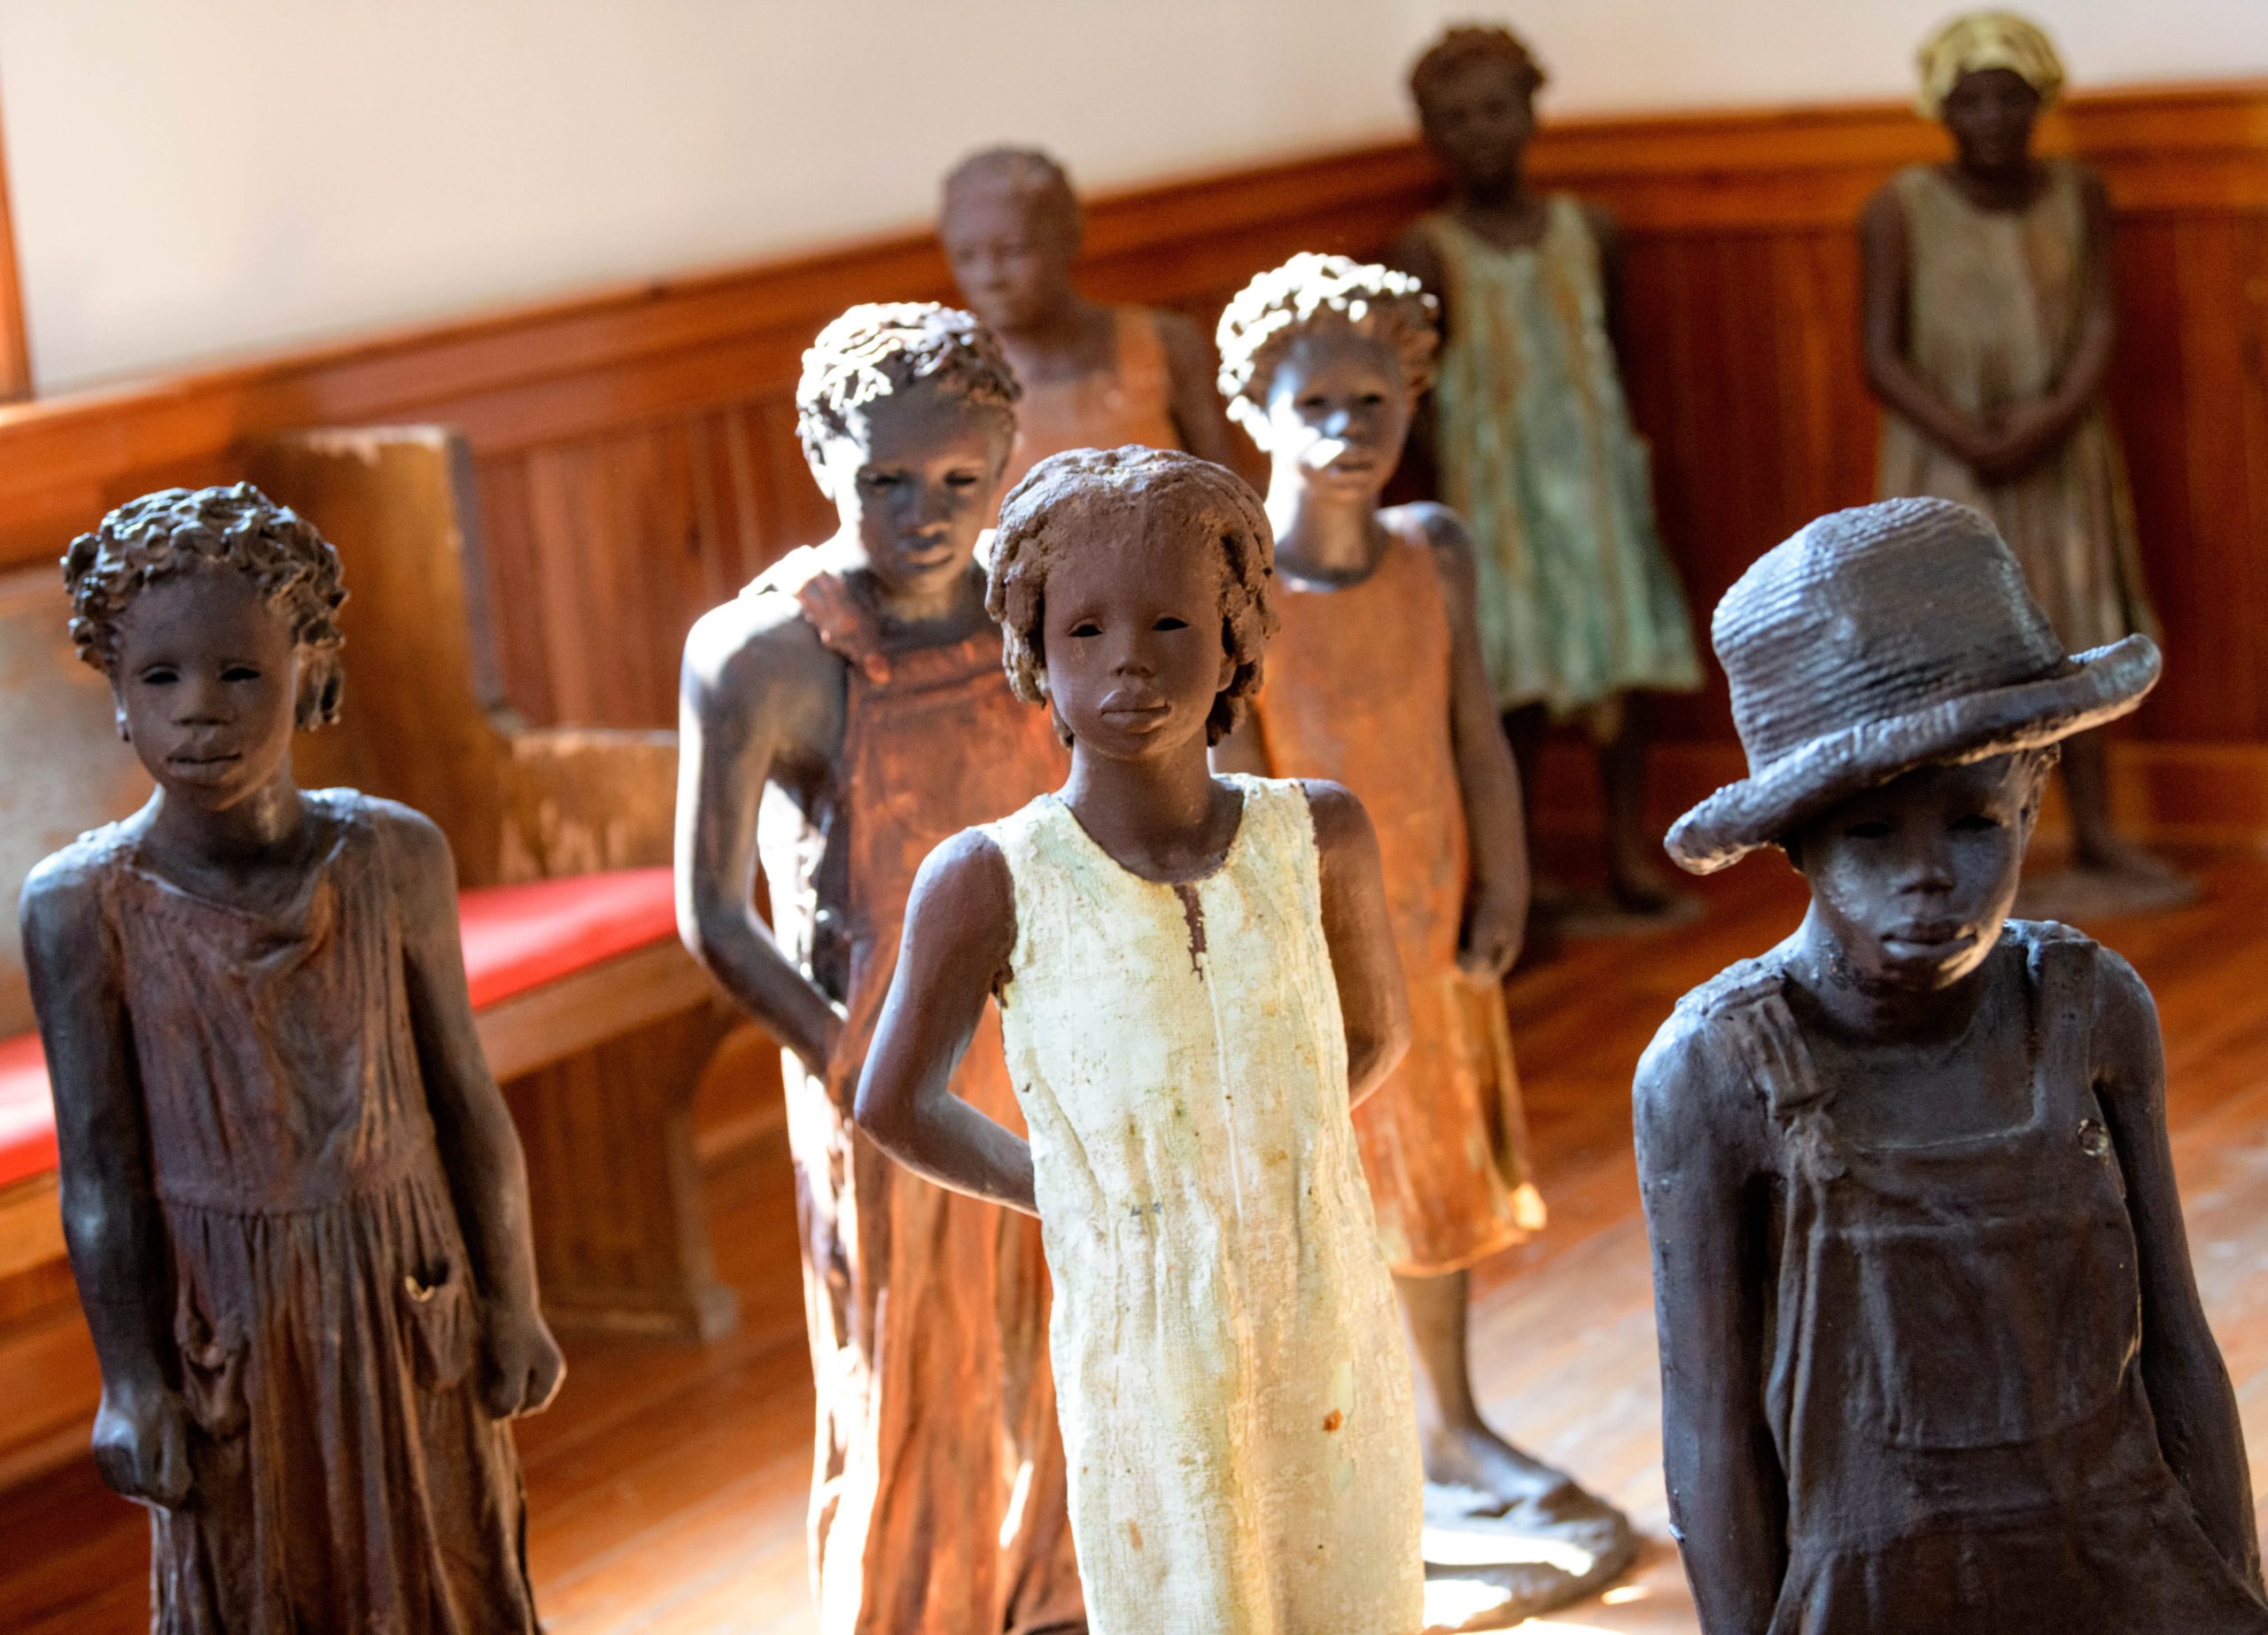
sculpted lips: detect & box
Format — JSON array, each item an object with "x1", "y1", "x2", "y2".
[{"x1": 1098, "y1": 688, "x2": 1170, "y2": 728}]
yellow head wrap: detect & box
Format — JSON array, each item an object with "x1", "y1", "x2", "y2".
[{"x1": 1915, "y1": 12, "x2": 2066, "y2": 119}]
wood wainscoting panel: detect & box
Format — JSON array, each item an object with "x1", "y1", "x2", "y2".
[{"x1": 0, "y1": 83, "x2": 2259, "y2": 771}]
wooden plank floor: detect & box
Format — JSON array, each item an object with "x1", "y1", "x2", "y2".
[{"x1": 6, "y1": 848, "x2": 2268, "y2": 1632}]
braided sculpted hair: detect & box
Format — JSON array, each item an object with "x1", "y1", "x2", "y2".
[
  {"x1": 1216, "y1": 252, "x2": 1440, "y2": 439},
  {"x1": 989, "y1": 447, "x2": 1277, "y2": 746},
  {"x1": 63, "y1": 482, "x2": 349, "y2": 729},
  {"x1": 1409, "y1": 23, "x2": 1548, "y2": 111},
  {"x1": 795, "y1": 301, "x2": 1021, "y2": 468}
]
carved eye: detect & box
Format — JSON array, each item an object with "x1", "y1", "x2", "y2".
[
  {"x1": 1952, "y1": 813, "x2": 2000, "y2": 833},
  {"x1": 1153, "y1": 616, "x2": 1189, "y2": 632},
  {"x1": 1068, "y1": 620, "x2": 1102, "y2": 639},
  {"x1": 1843, "y1": 820, "x2": 1892, "y2": 841},
  {"x1": 220, "y1": 665, "x2": 261, "y2": 683}
]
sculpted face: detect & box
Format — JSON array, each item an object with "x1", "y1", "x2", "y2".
[
  {"x1": 1039, "y1": 511, "x2": 1234, "y2": 760},
  {"x1": 111, "y1": 564, "x2": 301, "y2": 812},
  {"x1": 813, "y1": 376, "x2": 1012, "y2": 600},
  {"x1": 1254, "y1": 327, "x2": 1411, "y2": 505},
  {"x1": 1790, "y1": 754, "x2": 2040, "y2": 993},
  {"x1": 1418, "y1": 56, "x2": 1537, "y2": 192},
  {"x1": 1940, "y1": 66, "x2": 2042, "y2": 174},
  {"x1": 942, "y1": 183, "x2": 1079, "y2": 336}
]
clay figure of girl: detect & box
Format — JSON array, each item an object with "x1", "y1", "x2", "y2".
[
  {"x1": 1392, "y1": 25, "x2": 1702, "y2": 923},
  {"x1": 1212, "y1": 252, "x2": 1632, "y2": 1618},
  {"x1": 855, "y1": 447, "x2": 1425, "y2": 1634},
  {"x1": 941, "y1": 147, "x2": 1239, "y2": 498},
  {"x1": 676, "y1": 304, "x2": 1082, "y2": 1633},
  {"x1": 1636, "y1": 496, "x2": 2266, "y2": 1633},
  {"x1": 22, "y1": 484, "x2": 562, "y2": 1631},
  {"x1": 1863, "y1": 11, "x2": 2187, "y2": 916}
]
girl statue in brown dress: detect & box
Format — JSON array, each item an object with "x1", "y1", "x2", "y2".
[
  {"x1": 675, "y1": 304, "x2": 1082, "y2": 1634},
  {"x1": 1862, "y1": 11, "x2": 2189, "y2": 915},
  {"x1": 22, "y1": 484, "x2": 563, "y2": 1632},
  {"x1": 1213, "y1": 253, "x2": 1633, "y2": 1623},
  {"x1": 1638, "y1": 497, "x2": 2266, "y2": 1634},
  {"x1": 1392, "y1": 26, "x2": 1704, "y2": 927},
  {"x1": 940, "y1": 147, "x2": 1239, "y2": 497}
]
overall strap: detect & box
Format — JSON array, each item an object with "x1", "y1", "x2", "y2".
[{"x1": 2022, "y1": 923, "x2": 2101, "y2": 1116}]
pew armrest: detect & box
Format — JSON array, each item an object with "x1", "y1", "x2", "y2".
[{"x1": 500, "y1": 727, "x2": 679, "y2": 879}]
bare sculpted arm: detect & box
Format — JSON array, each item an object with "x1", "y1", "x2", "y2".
[
  {"x1": 2093, "y1": 951, "x2": 2264, "y2": 1591},
  {"x1": 386, "y1": 804, "x2": 563, "y2": 1420},
  {"x1": 676, "y1": 596, "x2": 845, "y2": 1078},
  {"x1": 1305, "y1": 780, "x2": 1411, "y2": 1106},
  {"x1": 854, "y1": 830, "x2": 1037, "y2": 1215},
  {"x1": 19, "y1": 855, "x2": 190, "y2": 1507},
  {"x1": 1634, "y1": 1021, "x2": 1786, "y2": 1633},
  {"x1": 1154, "y1": 308, "x2": 1245, "y2": 479},
  {"x1": 1415, "y1": 505, "x2": 1529, "y2": 977}
]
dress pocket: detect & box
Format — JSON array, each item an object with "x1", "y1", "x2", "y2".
[
  {"x1": 172, "y1": 1289, "x2": 247, "y2": 1440},
  {"x1": 398, "y1": 1257, "x2": 479, "y2": 1394},
  {"x1": 1847, "y1": 1209, "x2": 2140, "y2": 1450}
]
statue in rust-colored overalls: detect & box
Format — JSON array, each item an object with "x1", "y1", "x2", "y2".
[{"x1": 675, "y1": 304, "x2": 1080, "y2": 1634}]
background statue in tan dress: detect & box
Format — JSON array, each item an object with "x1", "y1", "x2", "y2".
[
  {"x1": 941, "y1": 147, "x2": 1239, "y2": 499},
  {"x1": 1861, "y1": 10, "x2": 2191, "y2": 915}
]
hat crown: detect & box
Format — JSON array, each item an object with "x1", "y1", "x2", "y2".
[{"x1": 1715, "y1": 499, "x2": 2065, "y2": 778}]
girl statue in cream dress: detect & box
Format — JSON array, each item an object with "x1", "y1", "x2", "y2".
[{"x1": 855, "y1": 447, "x2": 1425, "y2": 1635}]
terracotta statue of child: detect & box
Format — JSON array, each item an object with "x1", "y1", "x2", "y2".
[
  {"x1": 675, "y1": 303, "x2": 1082, "y2": 1634},
  {"x1": 1637, "y1": 496, "x2": 2267, "y2": 1633},
  {"x1": 941, "y1": 147, "x2": 1239, "y2": 497},
  {"x1": 855, "y1": 447, "x2": 1425, "y2": 1635},
  {"x1": 1212, "y1": 252, "x2": 1633, "y2": 1620},
  {"x1": 1392, "y1": 25, "x2": 1703, "y2": 924},
  {"x1": 22, "y1": 484, "x2": 563, "y2": 1631},
  {"x1": 1862, "y1": 10, "x2": 2189, "y2": 917}
]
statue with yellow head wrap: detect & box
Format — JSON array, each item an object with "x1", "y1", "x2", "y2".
[{"x1": 1859, "y1": 9, "x2": 2193, "y2": 918}]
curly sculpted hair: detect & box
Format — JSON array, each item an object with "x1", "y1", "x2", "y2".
[
  {"x1": 63, "y1": 483, "x2": 349, "y2": 730},
  {"x1": 795, "y1": 302, "x2": 1021, "y2": 469},
  {"x1": 1215, "y1": 252, "x2": 1440, "y2": 439},
  {"x1": 1409, "y1": 23, "x2": 1548, "y2": 110},
  {"x1": 988, "y1": 447, "x2": 1277, "y2": 746}
]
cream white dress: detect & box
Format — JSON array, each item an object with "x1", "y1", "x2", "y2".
[{"x1": 984, "y1": 775, "x2": 1426, "y2": 1635}]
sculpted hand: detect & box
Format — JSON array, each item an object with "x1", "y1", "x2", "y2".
[
  {"x1": 1458, "y1": 884, "x2": 1526, "y2": 984},
  {"x1": 479, "y1": 1300, "x2": 566, "y2": 1420},
  {"x1": 91, "y1": 1381, "x2": 195, "y2": 1509},
  {"x1": 1971, "y1": 398, "x2": 2077, "y2": 485}
]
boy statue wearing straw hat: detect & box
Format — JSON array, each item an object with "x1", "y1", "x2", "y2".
[
  {"x1": 1635, "y1": 498, "x2": 2266, "y2": 1633},
  {"x1": 1861, "y1": 10, "x2": 2188, "y2": 915}
]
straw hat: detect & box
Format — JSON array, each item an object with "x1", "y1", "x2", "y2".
[{"x1": 1665, "y1": 498, "x2": 2160, "y2": 874}]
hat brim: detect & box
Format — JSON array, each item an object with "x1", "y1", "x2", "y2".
[{"x1": 1665, "y1": 635, "x2": 2162, "y2": 875}]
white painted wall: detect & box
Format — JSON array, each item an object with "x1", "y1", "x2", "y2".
[{"x1": 2, "y1": 0, "x2": 2262, "y2": 393}]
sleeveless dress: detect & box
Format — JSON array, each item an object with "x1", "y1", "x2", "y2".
[
  {"x1": 1248, "y1": 507, "x2": 1541, "y2": 1274},
  {"x1": 984, "y1": 776, "x2": 1425, "y2": 1635},
  {"x1": 1876, "y1": 161, "x2": 2157, "y2": 651},
  {"x1": 1655, "y1": 923, "x2": 2268, "y2": 1634},
  {"x1": 998, "y1": 307, "x2": 1183, "y2": 500},
  {"x1": 747, "y1": 545, "x2": 1081, "y2": 1635},
  {"x1": 60, "y1": 790, "x2": 535, "y2": 1634},
  {"x1": 1419, "y1": 201, "x2": 1701, "y2": 719}
]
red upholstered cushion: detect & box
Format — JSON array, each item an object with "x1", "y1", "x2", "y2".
[
  {"x1": 0, "y1": 868, "x2": 682, "y2": 1191},
  {"x1": 455, "y1": 867, "x2": 680, "y2": 1009},
  {"x1": 0, "y1": 1032, "x2": 55, "y2": 1192}
]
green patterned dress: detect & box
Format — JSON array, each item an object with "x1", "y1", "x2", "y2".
[{"x1": 1421, "y1": 199, "x2": 1701, "y2": 719}]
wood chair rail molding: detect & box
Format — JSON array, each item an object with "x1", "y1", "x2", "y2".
[{"x1": 0, "y1": 80, "x2": 2258, "y2": 742}]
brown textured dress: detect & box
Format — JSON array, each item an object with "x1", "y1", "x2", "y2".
[
  {"x1": 1876, "y1": 161, "x2": 2157, "y2": 651},
  {"x1": 74, "y1": 790, "x2": 535, "y2": 1635},
  {"x1": 1247, "y1": 508, "x2": 1542, "y2": 1275},
  {"x1": 998, "y1": 307, "x2": 1182, "y2": 499},
  {"x1": 749, "y1": 545, "x2": 1081, "y2": 1635}
]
